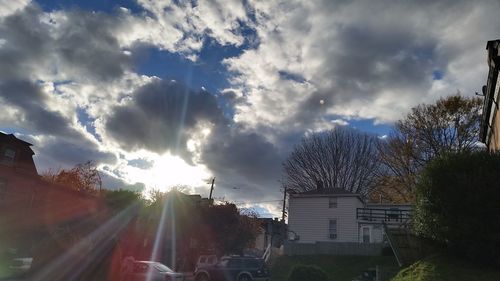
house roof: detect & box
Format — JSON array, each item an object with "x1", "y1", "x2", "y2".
[
  {"x1": 0, "y1": 132, "x2": 33, "y2": 147},
  {"x1": 296, "y1": 188, "x2": 358, "y2": 196},
  {"x1": 289, "y1": 188, "x2": 363, "y2": 202}
]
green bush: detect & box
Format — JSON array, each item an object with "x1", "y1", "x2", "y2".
[
  {"x1": 413, "y1": 151, "x2": 500, "y2": 265},
  {"x1": 288, "y1": 264, "x2": 328, "y2": 281}
]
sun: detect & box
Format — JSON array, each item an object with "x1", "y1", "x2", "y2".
[{"x1": 122, "y1": 151, "x2": 211, "y2": 193}]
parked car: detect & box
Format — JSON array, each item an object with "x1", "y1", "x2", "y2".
[
  {"x1": 123, "y1": 261, "x2": 185, "y2": 281},
  {"x1": 195, "y1": 255, "x2": 218, "y2": 272},
  {"x1": 194, "y1": 256, "x2": 270, "y2": 281}
]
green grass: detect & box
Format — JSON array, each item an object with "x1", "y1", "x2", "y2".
[
  {"x1": 271, "y1": 255, "x2": 398, "y2": 281},
  {"x1": 391, "y1": 254, "x2": 500, "y2": 281},
  {"x1": 0, "y1": 256, "x2": 12, "y2": 279}
]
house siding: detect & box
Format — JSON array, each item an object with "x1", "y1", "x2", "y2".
[
  {"x1": 489, "y1": 102, "x2": 500, "y2": 151},
  {"x1": 288, "y1": 196, "x2": 364, "y2": 243}
]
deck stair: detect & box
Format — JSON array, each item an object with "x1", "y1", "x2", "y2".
[{"x1": 383, "y1": 221, "x2": 424, "y2": 267}]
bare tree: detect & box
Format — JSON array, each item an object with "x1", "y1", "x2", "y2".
[
  {"x1": 395, "y1": 94, "x2": 482, "y2": 161},
  {"x1": 374, "y1": 95, "x2": 483, "y2": 202},
  {"x1": 283, "y1": 127, "x2": 380, "y2": 196}
]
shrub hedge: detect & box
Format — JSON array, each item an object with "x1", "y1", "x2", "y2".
[
  {"x1": 288, "y1": 264, "x2": 328, "y2": 281},
  {"x1": 413, "y1": 151, "x2": 500, "y2": 265}
]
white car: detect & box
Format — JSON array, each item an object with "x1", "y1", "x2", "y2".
[
  {"x1": 123, "y1": 261, "x2": 185, "y2": 281},
  {"x1": 195, "y1": 255, "x2": 217, "y2": 272},
  {"x1": 9, "y1": 257, "x2": 33, "y2": 274}
]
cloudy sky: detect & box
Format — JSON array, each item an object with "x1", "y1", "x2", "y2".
[{"x1": 1, "y1": 0, "x2": 499, "y2": 217}]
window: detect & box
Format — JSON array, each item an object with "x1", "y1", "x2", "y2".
[
  {"x1": 3, "y1": 148, "x2": 16, "y2": 164},
  {"x1": 153, "y1": 263, "x2": 172, "y2": 273},
  {"x1": 217, "y1": 258, "x2": 229, "y2": 267},
  {"x1": 329, "y1": 197, "x2": 337, "y2": 208},
  {"x1": 329, "y1": 219, "x2": 337, "y2": 239},
  {"x1": 244, "y1": 259, "x2": 261, "y2": 268},
  {"x1": 227, "y1": 259, "x2": 243, "y2": 268},
  {"x1": 0, "y1": 178, "x2": 6, "y2": 205},
  {"x1": 133, "y1": 263, "x2": 149, "y2": 273}
]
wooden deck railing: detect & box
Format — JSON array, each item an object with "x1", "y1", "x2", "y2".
[{"x1": 356, "y1": 208, "x2": 411, "y2": 223}]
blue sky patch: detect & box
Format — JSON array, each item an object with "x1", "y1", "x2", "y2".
[
  {"x1": 38, "y1": 0, "x2": 145, "y2": 14},
  {"x1": 432, "y1": 70, "x2": 443, "y2": 80}
]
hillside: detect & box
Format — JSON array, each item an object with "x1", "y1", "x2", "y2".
[
  {"x1": 392, "y1": 254, "x2": 500, "y2": 281},
  {"x1": 271, "y1": 255, "x2": 398, "y2": 281}
]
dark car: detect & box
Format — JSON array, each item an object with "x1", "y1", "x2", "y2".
[{"x1": 194, "y1": 256, "x2": 270, "y2": 281}]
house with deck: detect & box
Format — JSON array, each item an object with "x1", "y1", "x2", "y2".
[
  {"x1": 285, "y1": 187, "x2": 411, "y2": 256},
  {"x1": 481, "y1": 39, "x2": 500, "y2": 151}
]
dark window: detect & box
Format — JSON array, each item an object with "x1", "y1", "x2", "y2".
[
  {"x1": 0, "y1": 178, "x2": 6, "y2": 205},
  {"x1": 227, "y1": 259, "x2": 243, "y2": 268},
  {"x1": 244, "y1": 259, "x2": 261, "y2": 268},
  {"x1": 2, "y1": 148, "x2": 16, "y2": 164},
  {"x1": 217, "y1": 259, "x2": 229, "y2": 267},
  {"x1": 329, "y1": 219, "x2": 337, "y2": 239},
  {"x1": 133, "y1": 263, "x2": 149, "y2": 273},
  {"x1": 329, "y1": 197, "x2": 337, "y2": 208},
  {"x1": 207, "y1": 256, "x2": 215, "y2": 264}
]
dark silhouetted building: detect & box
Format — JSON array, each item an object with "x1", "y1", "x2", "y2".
[{"x1": 480, "y1": 39, "x2": 500, "y2": 151}]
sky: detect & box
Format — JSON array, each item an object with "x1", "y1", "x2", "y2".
[{"x1": 1, "y1": 0, "x2": 499, "y2": 218}]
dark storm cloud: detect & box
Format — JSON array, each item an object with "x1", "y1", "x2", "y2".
[
  {"x1": 201, "y1": 126, "x2": 283, "y2": 186},
  {"x1": 326, "y1": 25, "x2": 437, "y2": 101},
  {"x1": 197, "y1": 125, "x2": 288, "y2": 208},
  {"x1": 0, "y1": 80, "x2": 77, "y2": 137},
  {"x1": 37, "y1": 138, "x2": 117, "y2": 167},
  {"x1": 53, "y1": 9, "x2": 132, "y2": 81},
  {"x1": 0, "y1": 3, "x2": 131, "y2": 82},
  {"x1": 0, "y1": 5, "x2": 52, "y2": 79},
  {"x1": 105, "y1": 80, "x2": 225, "y2": 160}
]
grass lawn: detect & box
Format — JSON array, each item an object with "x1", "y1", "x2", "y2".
[
  {"x1": 271, "y1": 255, "x2": 398, "y2": 281},
  {"x1": 391, "y1": 254, "x2": 500, "y2": 281}
]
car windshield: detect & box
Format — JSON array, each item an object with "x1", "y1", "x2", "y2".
[
  {"x1": 153, "y1": 263, "x2": 173, "y2": 273},
  {"x1": 217, "y1": 259, "x2": 229, "y2": 267}
]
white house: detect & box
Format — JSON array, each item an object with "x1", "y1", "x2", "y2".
[{"x1": 287, "y1": 188, "x2": 411, "y2": 248}]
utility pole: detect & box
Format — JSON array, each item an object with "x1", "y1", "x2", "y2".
[
  {"x1": 281, "y1": 183, "x2": 287, "y2": 221},
  {"x1": 208, "y1": 177, "x2": 215, "y2": 201}
]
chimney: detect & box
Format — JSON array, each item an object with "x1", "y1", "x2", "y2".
[{"x1": 316, "y1": 180, "x2": 324, "y2": 190}]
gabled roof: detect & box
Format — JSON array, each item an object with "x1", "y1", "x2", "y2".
[
  {"x1": 290, "y1": 188, "x2": 363, "y2": 202},
  {"x1": 298, "y1": 188, "x2": 357, "y2": 196},
  {"x1": 0, "y1": 132, "x2": 33, "y2": 147}
]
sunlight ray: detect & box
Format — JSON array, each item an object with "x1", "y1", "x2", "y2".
[{"x1": 30, "y1": 203, "x2": 140, "y2": 281}]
